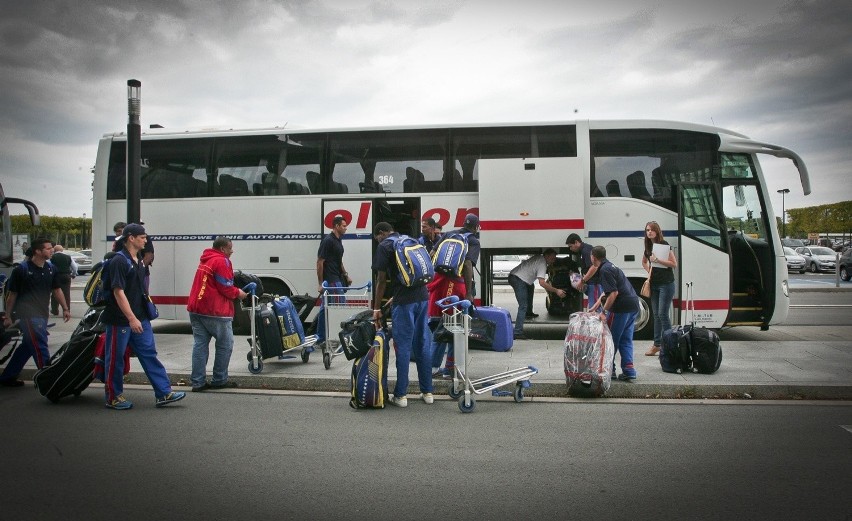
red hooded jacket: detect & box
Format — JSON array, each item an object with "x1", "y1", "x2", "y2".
[{"x1": 186, "y1": 248, "x2": 241, "y2": 318}]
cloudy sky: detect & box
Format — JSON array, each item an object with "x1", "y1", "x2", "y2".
[{"x1": 1, "y1": 0, "x2": 850, "y2": 218}]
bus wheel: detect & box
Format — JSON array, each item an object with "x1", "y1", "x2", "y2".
[{"x1": 631, "y1": 279, "x2": 654, "y2": 340}]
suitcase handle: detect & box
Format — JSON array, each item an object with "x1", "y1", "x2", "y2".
[
  {"x1": 322, "y1": 281, "x2": 371, "y2": 291},
  {"x1": 685, "y1": 281, "x2": 695, "y2": 326}
]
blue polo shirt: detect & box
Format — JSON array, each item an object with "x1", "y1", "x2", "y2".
[
  {"x1": 102, "y1": 250, "x2": 151, "y2": 326},
  {"x1": 7, "y1": 261, "x2": 60, "y2": 319},
  {"x1": 317, "y1": 232, "x2": 345, "y2": 284},
  {"x1": 597, "y1": 259, "x2": 639, "y2": 313}
]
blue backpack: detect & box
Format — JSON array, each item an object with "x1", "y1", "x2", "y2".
[
  {"x1": 272, "y1": 296, "x2": 306, "y2": 348},
  {"x1": 83, "y1": 251, "x2": 133, "y2": 307},
  {"x1": 432, "y1": 232, "x2": 470, "y2": 277},
  {"x1": 392, "y1": 235, "x2": 434, "y2": 287}
]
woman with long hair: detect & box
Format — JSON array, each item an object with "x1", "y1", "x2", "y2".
[{"x1": 642, "y1": 221, "x2": 678, "y2": 356}]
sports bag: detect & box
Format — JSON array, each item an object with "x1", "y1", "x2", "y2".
[
  {"x1": 432, "y1": 232, "x2": 470, "y2": 277},
  {"x1": 349, "y1": 328, "x2": 390, "y2": 409},
  {"x1": 392, "y1": 235, "x2": 434, "y2": 287},
  {"x1": 272, "y1": 296, "x2": 306, "y2": 348},
  {"x1": 338, "y1": 310, "x2": 376, "y2": 361}
]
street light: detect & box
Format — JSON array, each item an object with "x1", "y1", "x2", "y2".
[{"x1": 777, "y1": 188, "x2": 790, "y2": 238}]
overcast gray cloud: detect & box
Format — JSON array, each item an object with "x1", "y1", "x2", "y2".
[{"x1": 0, "y1": 0, "x2": 849, "y2": 217}]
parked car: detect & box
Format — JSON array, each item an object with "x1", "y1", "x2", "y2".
[
  {"x1": 79, "y1": 249, "x2": 92, "y2": 257},
  {"x1": 781, "y1": 238, "x2": 806, "y2": 249},
  {"x1": 795, "y1": 246, "x2": 837, "y2": 273},
  {"x1": 783, "y1": 247, "x2": 806, "y2": 274},
  {"x1": 67, "y1": 251, "x2": 93, "y2": 275},
  {"x1": 492, "y1": 254, "x2": 523, "y2": 284},
  {"x1": 840, "y1": 248, "x2": 852, "y2": 282}
]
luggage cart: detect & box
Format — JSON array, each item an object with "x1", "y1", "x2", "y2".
[
  {"x1": 244, "y1": 288, "x2": 318, "y2": 374},
  {"x1": 321, "y1": 281, "x2": 372, "y2": 369},
  {"x1": 437, "y1": 296, "x2": 538, "y2": 413}
]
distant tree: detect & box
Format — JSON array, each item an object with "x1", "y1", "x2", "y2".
[
  {"x1": 787, "y1": 201, "x2": 852, "y2": 237},
  {"x1": 11, "y1": 215, "x2": 92, "y2": 249}
]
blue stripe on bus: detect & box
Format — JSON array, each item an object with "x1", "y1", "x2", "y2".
[{"x1": 588, "y1": 230, "x2": 678, "y2": 238}]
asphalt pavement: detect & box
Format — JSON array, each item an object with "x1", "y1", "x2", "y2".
[{"x1": 8, "y1": 280, "x2": 852, "y2": 401}]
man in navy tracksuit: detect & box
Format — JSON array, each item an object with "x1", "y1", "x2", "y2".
[
  {"x1": 1, "y1": 238, "x2": 71, "y2": 387},
  {"x1": 372, "y1": 221, "x2": 433, "y2": 407},
  {"x1": 591, "y1": 245, "x2": 640, "y2": 381},
  {"x1": 101, "y1": 223, "x2": 185, "y2": 410}
]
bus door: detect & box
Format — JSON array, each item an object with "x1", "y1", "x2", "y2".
[
  {"x1": 321, "y1": 197, "x2": 421, "y2": 289},
  {"x1": 676, "y1": 183, "x2": 730, "y2": 327},
  {"x1": 477, "y1": 157, "x2": 583, "y2": 248}
]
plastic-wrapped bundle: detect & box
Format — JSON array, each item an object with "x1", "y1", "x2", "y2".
[{"x1": 564, "y1": 311, "x2": 615, "y2": 397}]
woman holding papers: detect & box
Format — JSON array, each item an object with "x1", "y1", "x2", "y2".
[{"x1": 641, "y1": 221, "x2": 678, "y2": 356}]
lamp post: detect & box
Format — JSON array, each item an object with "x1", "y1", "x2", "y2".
[
  {"x1": 777, "y1": 188, "x2": 790, "y2": 238},
  {"x1": 127, "y1": 79, "x2": 141, "y2": 224}
]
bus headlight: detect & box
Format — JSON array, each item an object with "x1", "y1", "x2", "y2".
[{"x1": 781, "y1": 279, "x2": 789, "y2": 297}]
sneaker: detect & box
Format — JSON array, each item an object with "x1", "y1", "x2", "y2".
[
  {"x1": 0, "y1": 379, "x2": 25, "y2": 388},
  {"x1": 105, "y1": 395, "x2": 133, "y2": 410},
  {"x1": 513, "y1": 333, "x2": 527, "y2": 340},
  {"x1": 210, "y1": 381, "x2": 238, "y2": 390},
  {"x1": 617, "y1": 373, "x2": 637, "y2": 382},
  {"x1": 155, "y1": 391, "x2": 186, "y2": 407},
  {"x1": 420, "y1": 393, "x2": 434, "y2": 404},
  {"x1": 389, "y1": 395, "x2": 408, "y2": 408},
  {"x1": 432, "y1": 369, "x2": 453, "y2": 380},
  {"x1": 192, "y1": 383, "x2": 211, "y2": 392},
  {"x1": 525, "y1": 312, "x2": 539, "y2": 319}
]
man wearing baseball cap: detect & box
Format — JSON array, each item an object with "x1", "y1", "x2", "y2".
[{"x1": 101, "y1": 223, "x2": 185, "y2": 410}]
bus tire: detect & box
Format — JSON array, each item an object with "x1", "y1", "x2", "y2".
[
  {"x1": 630, "y1": 278, "x2": 653, "y2": 341},
  {"x1": 232, "y1": 278, "x2": 291, "y2": 335}
]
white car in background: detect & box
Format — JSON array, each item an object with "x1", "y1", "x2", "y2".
[
  {"x1": 492, "y1": 255, "x2": 524, "y2": 284},
  {"x1": 783, "y1": 247, "x2": 806, "y2": 274},
  {"x1": 795, "y1": 246, "x2": 837, "y2": 273},
  {"x1": 67, "y1": 251, "x2": 93, "y2": 275}
]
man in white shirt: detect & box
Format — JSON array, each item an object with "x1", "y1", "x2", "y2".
[{"x1": 507, "y1": 249, "x2": 565, "y2": 340}]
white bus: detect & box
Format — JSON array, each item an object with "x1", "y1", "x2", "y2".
[{"x1": 91, "y1": 120, "x2": 810, "y2": 337}]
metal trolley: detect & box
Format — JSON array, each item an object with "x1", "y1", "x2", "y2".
[
  {"x1": 320, "y1": 281, "x2": 372, "y2": 369},
  {"x1": 245, "y1": 289, "x2": 318, "y2": 375},
  {"x1": 437, "y1": 296, "x2": 538, "y2": 413}
]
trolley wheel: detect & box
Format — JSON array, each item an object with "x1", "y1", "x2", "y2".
[
  {"x1": 73, "y1": 390, "x2": 82, "y2": 397},
  {"x1": 246, "y1": 350, "x2": 253, "y2": 362},
  {"x1": 323, "y1": 352, "x2": 331, "y2": 370},
  {"x1": 513, "y1": 385, "x2": 525, "y2": 403},
  {"x1": 458, "y1": 394, "x2": 476, "y2": 413},
  {"x1": 248, "y1": 358, "x2": 264, "y2": 374},
  {"x1": 447, "y1": 383, "x2": 462, "y2": 400},
  {"x1": 301, "y1": 349, "x2": 310, "y2": 363}
]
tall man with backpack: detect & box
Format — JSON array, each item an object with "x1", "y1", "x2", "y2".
[
  {"x1": 371, "y1": 221, "x2": 433, "y2": 407},
  {"x1": 101, "y1": 223, "x2": 185, "y2": 409},
  {"x1": 0, "y1": 238, "x2": 70, "y2": 387},
  {"x1": 430, "y1": 213, "x2": 481, "y2": 378}
]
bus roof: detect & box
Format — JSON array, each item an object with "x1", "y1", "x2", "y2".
[{"x1": 102, "y1": 119, "x2": 749, "y2": 141}]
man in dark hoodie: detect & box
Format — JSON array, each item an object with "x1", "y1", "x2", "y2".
[{"x1": 187, "y1": 236, "x2": 247, "y2": 392}]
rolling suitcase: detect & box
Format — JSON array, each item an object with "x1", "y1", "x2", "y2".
[
  {"x1": 472, "y1": 306, "x2": 513, "y2": 351},
  {"x1": 691, "y1": 326, "x2": 722, "y2": 374},
  {"x1": 659, "y1": 283, "x2": 722, "y2": 374},
  {"x1": 659, "y1": 325, "x2": 693, "y2": 374},
  {"x1": 564, "y1": 311, "x2": 615, "y2": 397},
  {"x1": 33, "y1": 329, "x2": 100, "y2": 403},
  {"x1": 272, "y1": 296, "x2": 306, "y2": 348},
  {"x1": 255, "y1": 307, "x2": 284, "y2": 359},
  {"x1": 349, "y1": 327, "x2": 390, "y2": 409}
]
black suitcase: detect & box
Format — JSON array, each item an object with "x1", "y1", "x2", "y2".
[
  {"x1": 546, "y1": 257, "x2": 584, "y2": 316},
  {"x1": 33, "y1": 329, "x2": 100, "y2": 403},
  {"x1": 659, "y1": 325, "x2": 693, "y2": 374},
  {"x1": 691, "y1": 326, "x2": 722, "y2": 374},
  {"x1": 255, "y1": 307, "x2": 284, "y2": 359}
]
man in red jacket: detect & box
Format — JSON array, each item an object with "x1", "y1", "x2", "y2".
[{"x1": 187, "y1": 236, "x2": 247, "y2": 392}]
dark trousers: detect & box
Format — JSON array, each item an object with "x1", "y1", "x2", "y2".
[{"x1": 51, "y1": 273, "x2": 72, "y2": 315}]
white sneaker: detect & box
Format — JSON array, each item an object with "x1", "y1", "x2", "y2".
[
  {"x1": 420, "y1": 392, "x2": 434, "y2": 404},
  {"x1": 389, "y1": 395, "x2": 408, "y2": 408}
]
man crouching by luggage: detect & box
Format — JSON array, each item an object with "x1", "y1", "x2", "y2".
[
  {"x1": 371, "y1": 222, "x2": 433, "y2": 407},
  {"x1": 591, "y1": 246, "x2": 639, "y2": 382},
  {"x1": 187, "y1": 236, "x2": 247, "y2": 392},
  {"x1": 102, "y1": 223, "x2": 185, "y2": 410}
]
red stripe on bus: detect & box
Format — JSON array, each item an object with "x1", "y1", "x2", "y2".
[
  {"x1": 151, "y1": 296, "x2": 188, "y2": 305},
  {"x1": 674, "y1": 299, "x2": 729, "y2": 310},
  {"x1": 481, "y1": 219, "x2": 585, "y2": 231}
]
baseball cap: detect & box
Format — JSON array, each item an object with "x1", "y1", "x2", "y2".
[
  {"x1": 122, "y1": 223, "x2": 147, "y2": 237},
  {"x1": 464, "y1": 213, "x2": 479, "y2": 227}
]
